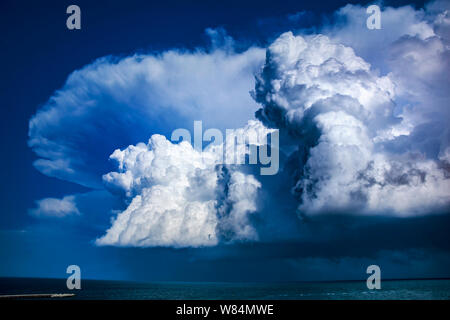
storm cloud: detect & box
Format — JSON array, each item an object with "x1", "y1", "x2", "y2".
[{"x1": 27, "y1": 2, "x2": 450, "y2": 250}]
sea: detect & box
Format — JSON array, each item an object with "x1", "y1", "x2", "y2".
[{"x1": 0, "y1": 277, "x2": 449, "y2": 300}]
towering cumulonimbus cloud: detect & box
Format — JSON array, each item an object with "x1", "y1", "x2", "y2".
[
  {"x1": 97, "y1": 121, "x2": 272, "y2": 247},
  {"x1": 253, "y1": 31, "x2": 450, "y2": 216},
  {"x1": 27, "y1": 2, "x2": 450, "y2": 249}
]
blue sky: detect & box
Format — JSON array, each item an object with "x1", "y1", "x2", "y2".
[{"x1": 2, "y1": 0, "x2": 450, "y2": 282}]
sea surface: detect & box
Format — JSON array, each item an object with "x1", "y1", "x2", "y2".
[{"x1": 0, "y1": 277, "x2": 449, "y2": 300}]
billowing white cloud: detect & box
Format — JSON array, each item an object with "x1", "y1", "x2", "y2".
[
  {"x1": 29, "y1": 195, "x2": 80, "y2": 218},
  {"x1": 253, "y1": 27, "x2": 450, "y2": 216},
  {"x1": 28, "y1": 2, "x2": 450, "y2": 248},
  {"x1": 97, "y1": 121, "x2": 271, "y2": 247}
]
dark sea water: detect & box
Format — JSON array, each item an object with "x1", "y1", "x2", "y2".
[{"x1": 1, "y1": 277, "x2": 449, "y2": 300}]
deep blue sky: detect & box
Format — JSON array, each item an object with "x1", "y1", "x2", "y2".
[{"x1": 2, "y1": 0, "x2": 448, "y2": 283}]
